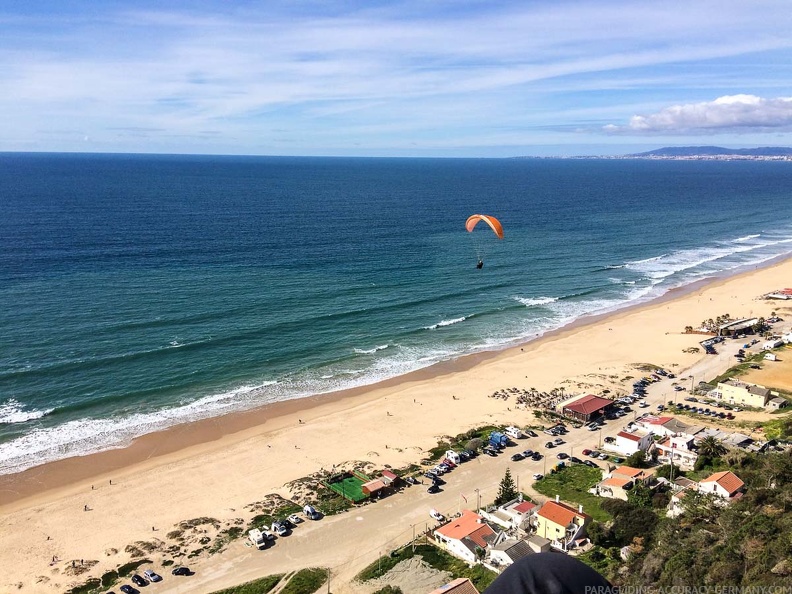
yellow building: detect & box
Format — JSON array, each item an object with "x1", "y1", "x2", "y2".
[
  {"x1": 534, "y1": 497, "x2": 590, "y2": 551},
  {"x1": 716, "y1": 379, "x2": 770, "y2": 408}
]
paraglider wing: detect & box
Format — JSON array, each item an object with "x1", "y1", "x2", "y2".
[{"x1": 465, "y1": 214, "x2": 504, "y2": 239}]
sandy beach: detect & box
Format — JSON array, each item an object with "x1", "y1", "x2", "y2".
[{"x1": 2, "y1": 258, "x2": 792, "y2": 593}]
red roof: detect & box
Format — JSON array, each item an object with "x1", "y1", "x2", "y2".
[
  {"x1": 537, "y1": 501, "x2": 589, "y2": 527},
  {"x1": 435, "y1": 510, "x2": 496, "y2": 542},
  {"x1": 513, "y1": 500, "x2": 537, "y2": 514},
  {"x1": 701, "y1": 471, "x2": 744, "y2": 495},
  {"x1": 617, "y1": 431, "x2": 641, "y2": 442},
  {"x1": 564, "y1": 394, "x2": 613, "y2": 415},
  {"x1": 643, "y1": 415, "x2": 673, "y2": 425}
]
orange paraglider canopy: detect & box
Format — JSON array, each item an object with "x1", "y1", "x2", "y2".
[{"x1": 465, "y1": 214, "x2": 504, "y2": 239}]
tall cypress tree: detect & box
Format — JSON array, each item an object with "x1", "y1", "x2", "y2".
[{"x1": 495, "y1": 468, "x2": 518, "y2": 505}]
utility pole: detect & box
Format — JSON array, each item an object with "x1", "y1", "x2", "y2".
[
  {"x1": 412, "y1": 524, "x2": 416, "y2": 552},
  {"x1": 475, "y1": 488, "x2": 480, "y2": 513}
]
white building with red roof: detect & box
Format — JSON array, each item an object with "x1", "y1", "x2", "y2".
[
  {"x1": 700, "y1": 471, "x2": 745, "y2": 500},
  {"x1": 480, "y1": 497, "x2": 537, "y2": 531},
  {"x1": 614, "y1": 428, "x2": 654, "y2": 456},
  {"x1": 433, "y1": 510, "x2": 499, "y2": 564}
]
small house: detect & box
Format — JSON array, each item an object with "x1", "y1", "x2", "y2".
[{"x1": 433, "y1": 510, "x2": 499, "y2": 564}]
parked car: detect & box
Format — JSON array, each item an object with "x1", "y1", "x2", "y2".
[
  {"x1": 588, "y1": 451, "x2": 600, "y2": 458},
  {"x1": 569, "y1": 456, "x2": 583, "y2": 464},
  {"x1": 483, "y1": 447, "x2": 498, "y2": 457},
  {"x1": 143, "y1": 570, "x2": 162, "y2": 583},
  {"x1": 131, "y1": 575, "x2": 146, "y2": 587},
  {"x1": 511, "y1": 452, "x2": 525, "y2": 461},
  {"x1": 526, "y1": 430, "x2": 538, "y2": 437},
  {"x1": 553, "y1": 437, "x2": 564, "y2": 445},
  {"x1": 171, "y1": 567, "x2": 191, "y2": 576},
  {"x1": 598, "y1": 453, "x2": 609, "y2": 460},
  {"x1": 581, "y1": 448, "x2": 592, "y2": 455},
  {"x1": 556, "y1": 452, "x2": 569, "y2": 460},
  {"x1": 429, "y1": 509, "x2": 446, "y2": 521},
  {"x1": 613, "y1": 457, "x2": 625, "y2": 463},
  {"x1": 583, "y1": 460, "x2": 598, "y2": 468},
  {"x1": 521, "y1": 449, "x2": 534, "y2": 457},
  {"x1": 120, "y1": 586, "x2": 137, "y2": 594},
  {"x1": 427, "y1": 484, "x2": 440, "y2": 494},
  {"x1": 532, "y1": 452, "x2": 543, "y2": 461},
  {"x1": 272, "y1": 521, "x2": 289, "y2": 536},
  {"x1": 533, "y1": 473, "x2": 544, "y2": 480},
  {"x1": 287, "y1": 513, "x2": 303, "y2": 524},
  {"x1": 545, "y1": 441, "x2": 555, "y2": 448}
]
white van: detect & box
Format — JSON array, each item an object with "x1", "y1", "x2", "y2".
[{"x1": 504, "y1": 426, "x2": 523, "y2": 439}]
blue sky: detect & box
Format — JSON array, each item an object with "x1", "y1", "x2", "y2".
[{"x1": 3, "y1": 1, "x2": 792, "y2": 157}]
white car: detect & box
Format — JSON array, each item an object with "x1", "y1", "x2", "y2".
[
  {"x1": 429, "y1": 509, "x2": 446, "y2": 522},
  {"x1": 533, "y1": 473, "x2": 544, "y2": 480},
  {"x1": 639, "y1": 401, "x2": 649, "y2": 408},
  {"x1": 143, "y1": 570, "x2": 162, "y2": 583},
  {"x1": 287, "y1": 513, "x2": 302, "y2": 524}
]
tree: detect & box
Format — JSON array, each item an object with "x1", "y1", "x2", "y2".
[
  {"x1": 628, "y1": 482, "x2": 653, "y2": 508},
  {"x1": 626, "y1": 449, "x2": 646, "y2": 468},
  {"x1": 466, "y1": 437, "x2": 483, "y2": 452},
  {"x1": 495, "y1": 468, "x2": 518, "y2": 505},
  {"x1": 655, "y1": 463, "x2": 685, "y2": 481},
  {"x1": 697, "y1": 436, "x2": 726, "y2": 459}
]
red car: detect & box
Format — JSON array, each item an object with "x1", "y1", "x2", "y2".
[{"x1": 582, "y1": 449, "x2": 592, "y2": 456}]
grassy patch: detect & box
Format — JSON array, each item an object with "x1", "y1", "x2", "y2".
[
  {"x1": 533, "y1": 464, "x2": 610, "y2": 522},
  {"x1": 210, "y1": 574, "x2": 284, "y2": 594},
  {"x1": 280, "y1": 568, "x2": 327, "y2": 594}
]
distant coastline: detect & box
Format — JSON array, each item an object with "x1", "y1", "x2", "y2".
[{"x1": 519, "y1": 146, "x2": 792, "y2": 161}]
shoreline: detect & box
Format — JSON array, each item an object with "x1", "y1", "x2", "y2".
[
  {"x1": 0, "y1": 255, "x2": 788, "y2": 508},
  {"x1": 2, "y1": 254, "x2": 792, "y2": 592}
]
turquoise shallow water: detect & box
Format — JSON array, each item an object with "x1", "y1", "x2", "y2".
[{"x1": 2, "y1": 153, "x2": 792, "y2": 474}]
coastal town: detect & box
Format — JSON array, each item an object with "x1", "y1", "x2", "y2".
[{"x1": 8, "y1": 282, "x2": 790, "y2": 594}]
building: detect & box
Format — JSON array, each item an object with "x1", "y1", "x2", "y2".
[
  {"x1": 654, "y1": 436, "x2": 698, "y2": 470},
  {"x1": 768, "y1": 397, "x2": 788, "y2": 410},
  {"x1": 480, "y1": 498, "x2": 537, "y2": 531},
  {"x1": 429, "y1": 578, "x2": 480, "y2": 594},
  {"x1": 613, "y1": 429, "x2": 654, "y2": 456},
  {"x1": 488, "y1": 538, "x2": 535, "y2": 568},
  {"x1": 715, "y1": 379, "x2": 771, "y2": 408},
  {"x1": 560, "y1": 394, "x2": 615, "y2": 423},
  {"x1": 699, "y1": 471, "x2": 745, "y2": 500},
  {"x1": 667, "y1": 485, "x2": 697, "y2": 518},
  {"x1": 433, "y1": 510, "x2": 499, "y2": 564},
  {"x1": 594, "y1": 465, "x2": 655, "y2": 499},
  {"x1": 533, "y1": 497, "x2": 590, "y2": 551},
  {"x1": 717, "y1": 318, "x2": 758, "y2": 337}
]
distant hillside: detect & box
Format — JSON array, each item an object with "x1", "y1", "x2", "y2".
[{"x1": 632, "y1": 146, "x2": 792, "y2": 157}]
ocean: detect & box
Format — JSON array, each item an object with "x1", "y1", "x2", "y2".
[{"x1": 2, "y1": 153, "x2": 792, "y2": 475}]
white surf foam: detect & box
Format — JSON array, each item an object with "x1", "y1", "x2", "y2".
[
  {"x1": 513, "y1": 296, "x2": 559, "y2": 307},
  {"x1": 733, "y1": 234, "x2": 760, "y2": 243},
  {"x1": 0, "y1": 399, "x2": 54, "y2": 424},
  {"x1": 424, "y1": 316, "x2": 469, "y2": 330},
  {"x1": 353, "y1": 344, "x2": 389, "y2": 354}
]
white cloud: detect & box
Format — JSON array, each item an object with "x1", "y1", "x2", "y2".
[{"x1": 604, "y1": 95, "x2": 792, "y2": 135}]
